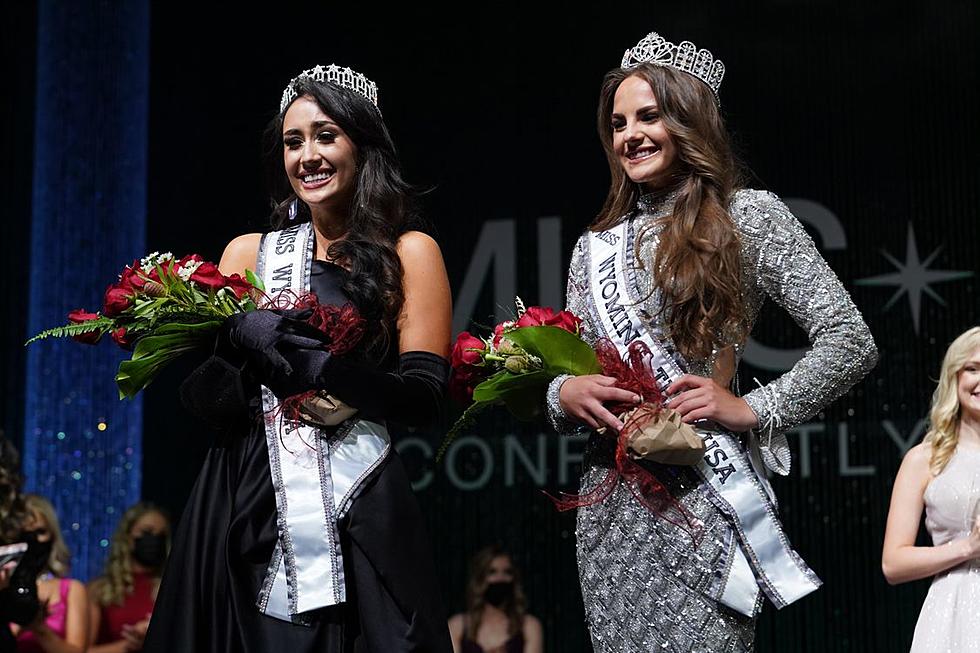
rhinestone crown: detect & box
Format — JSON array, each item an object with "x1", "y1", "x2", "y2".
[
  {"x1": 621, "y1": 32, "x2": 725, "y2": 101},
  {"x1": 279, "y1": 64, "x2": 379, "y2": 114}
]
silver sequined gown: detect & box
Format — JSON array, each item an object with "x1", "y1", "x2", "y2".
[
  {"x1": 910, "y1": 442, "x2": 980, "y2": 652},
  {"x1": 547, "y1": 189, "x2": 878, "y2": 652}
]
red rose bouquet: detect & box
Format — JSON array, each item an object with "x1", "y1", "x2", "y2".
[
  {"x1": 442, "y1": 299, "x2": 601, "y2": 453},
  {"x1": 27, "y1": 252, "x2": 264, "y2": 398}
]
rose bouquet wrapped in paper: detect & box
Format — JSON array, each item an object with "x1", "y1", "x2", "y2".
[{"x1": 446, "y1": 299, "x2": 703, "y2": 531}]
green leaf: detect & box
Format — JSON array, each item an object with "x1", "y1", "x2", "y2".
[
  {"x1": 116, "y1": 347, "x2": 192, "y2": 398},
  {"x1": 471, "y1": 369, "x2": 553, "y2": 403},
  {"x1": 503, "y1": 326, "x2": 601, "y2": 376},
  {"x1": 436, "y1": 401, "x2": 491, "y2": 462},
  {"x1": 25, "y1": 317, "x2": 114, "y2": 345},
  {"x1": 245, "y1": 268, "x2": 265, "y2": 292},
  {"x1": 115, "y1": 321, "x2": 220, "y2": 398}
]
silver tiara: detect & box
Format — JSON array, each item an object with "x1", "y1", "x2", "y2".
[
  {"x1": 279, "y1": 64, "x2": 379, "y2": 114},
  {"x1": 621, "y1": 32, "x2": 725, "y2": 100}
]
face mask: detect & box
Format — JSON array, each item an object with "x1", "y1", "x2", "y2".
[
  {"x1": 483, "y1": 581, "x2": 514, "y2": 607},
  {"x1": 132, "y1": 532, "x2": 167, "y2": 568}
]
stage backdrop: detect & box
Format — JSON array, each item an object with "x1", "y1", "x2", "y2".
[{"x1": 4, "y1": 3, "x2": 979, "y2": 652}]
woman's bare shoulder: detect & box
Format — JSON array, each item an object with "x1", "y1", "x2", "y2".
[
  {"x1": 219, "y1": 233, "x2": 263, "y2": 277},
  {"x1": 396, "y1": 230, "x2": 442, "y2": 259}
]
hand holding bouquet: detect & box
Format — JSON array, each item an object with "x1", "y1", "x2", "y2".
[
  {"x1": 26, "y1": 252, "x2": 363, "y2": 420},
  {"x1": 28, "y1": 252, "x2": 262, "y2": 398},
  {"x1": 446, "y1": 299, "x2": 703, "y2": 531},
  {"x1": 442, "y1": 300, "x2": 600, "y2": 451}
]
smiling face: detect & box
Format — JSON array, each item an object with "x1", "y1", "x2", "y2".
[
  {"x1": 282, "y1": 95, "x2": 358, "y2": 219},
  {"x1": 611, "y1": 74, "x2": 679, "y2": 191},
  {"x1": 957, "y1": 346, "x2": 980, "y2": 422}
]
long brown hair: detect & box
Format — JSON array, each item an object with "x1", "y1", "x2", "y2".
[
  {"x1": 0, "y1": 437, "x2": 25, "y2": 545},
  {"x1": 265, "y1": 77, "x2": 420, "y2": 362},
  {"x1": 463, "y1": 545, "x2": 528, "y2": 641},
  {"x1": 593, "y1": 64, "x2": 745, "y2": 361}
]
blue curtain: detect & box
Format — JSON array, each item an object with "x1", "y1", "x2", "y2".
[{"x1": 24, "y1": 0, "x2": 149, "y2": 580}]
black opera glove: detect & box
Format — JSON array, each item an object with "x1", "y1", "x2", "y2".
[
  {"x1": 223, "y1": 309, "x2": 327, "y2": 383},
  {"x1": 277, "y1": 348, "x2": 450, "y2": 428},
  {"x1": 178, "y1": 309, "x2": 322, "y2": 429}
]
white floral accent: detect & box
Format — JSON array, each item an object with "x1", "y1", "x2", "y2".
[
  {"x1": 140, "y1": 251, "x2": 160, "y2": 274},
  {"x1": 177, "y1": 259, "x2": 203, "y2": 281},
  {"x1": 140, "y1": 251, "x2": 174, "y2": 274}
]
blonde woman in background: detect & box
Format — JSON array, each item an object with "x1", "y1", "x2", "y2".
[
  {"x1": 883, "y1": 326, "x2": 980, "y2": 651},
  {"x1": 11, "y1": 494, "x2": 88, "y2": 653},
  {"x1": 87, "y1": 503, "x2": 169, "y2": 653}
]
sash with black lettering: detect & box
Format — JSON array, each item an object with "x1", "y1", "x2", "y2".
[
  {"x1": 254, "y1": 221, "x2": 390, "y2": 623},
  {"x1": 585, "y1": 220, "x2": 821, "y2": 617}
]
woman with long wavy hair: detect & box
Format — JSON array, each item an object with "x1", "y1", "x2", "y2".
[
  {"x1": 882, "y1": 327, "x2": 980, "y2": 651},
  {"x1": 11, "y1": 494, "x2": 88, "y2": 653},
  {"x1": 87, "y1": 502, "x2": 169, "y2": 653},
  {"x1": 447, "y1": 546, "x2": 542, "y2": 653},
  {"x1": 545, "y1": 31, "x2": 877, "y2": 651},
  {"x1": 141, "y1": 65, "x2": 453, "y2": 652}
]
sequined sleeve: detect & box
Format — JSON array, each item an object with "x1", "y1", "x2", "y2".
[
  {"x1": 734, "y1": 190, "x2": 878, "y2": 432},
  {"x1": 545, "y1": 232, "x2": 596, "y2": 435}
]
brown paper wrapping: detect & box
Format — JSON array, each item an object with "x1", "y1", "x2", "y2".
[
  {"x1": 298, "y1": 392, "x2": 358, "y2": 427},
  {"x1": 624, "y1": 407, "x2": 705, "y2": 466}
]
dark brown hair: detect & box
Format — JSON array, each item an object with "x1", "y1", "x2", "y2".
[
  {"x1": 265, "y1": 78, "x2": 419, "y2": 361},
  {"x1": 0, "y1": 437, "x2": 25, "y2": 545},
  {"x1": 593, "y1": 64, "x2": 746, "y2": 360}
]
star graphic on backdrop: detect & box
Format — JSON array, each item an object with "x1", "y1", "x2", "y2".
[{"x1": 856, "y1": 222, "x2": 973, "y2": 334}]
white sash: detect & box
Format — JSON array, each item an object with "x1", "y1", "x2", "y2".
[
  {"x1": 254, "y1": 221, "x2": 390, "y2": 622},
  {"x1": 585, "y1": 220, "x2": 821, "y2": 616}
]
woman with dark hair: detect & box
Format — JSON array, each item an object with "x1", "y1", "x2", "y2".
[
  {"x1": 0, "y1": 438, "x2": 39, "y2": 653},
  {"x1": 545, "y1": 32, "x2": 878, "y2": 651},
  {"x1": 142, "y1": 65, "x2": 453, "y2": 652},
  {"x1": 447, "y1": 546, "x2": 542, "y2": 653}
]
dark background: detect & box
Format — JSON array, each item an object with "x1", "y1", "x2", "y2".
[{"x1": 4, "y1": 2, "x2": 979, "y2": 651}]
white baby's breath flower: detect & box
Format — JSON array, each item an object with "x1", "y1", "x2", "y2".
[
  {"x1": 177, "y1": 259, "x2": 203, "y2": 281},
  {"x1": 140, "y1": 251, "x2": 160, "y2": 274}
]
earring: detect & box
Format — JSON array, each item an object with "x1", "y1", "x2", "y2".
[{"x1": 288, "y1": 198, "x2": 299, "y2": 221}]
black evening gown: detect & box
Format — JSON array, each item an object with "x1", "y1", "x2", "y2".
[{"x1": 143, "y1": 261, "x2": 452, "y2": 653}]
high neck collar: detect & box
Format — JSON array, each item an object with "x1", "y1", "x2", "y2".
[{"x1": 636, "y1": 185, "x2": 681, "y2": 217}]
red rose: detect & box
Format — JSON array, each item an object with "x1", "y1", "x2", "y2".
[
  {"x1": 189, "y1": 261, "x2": 226, "y2": 290},
  {"x1": 515, "y1": 306, "x2": 556, "y2": 328},
  {"x1": 492, "y1": 322, "x2": 506, "y2": 347},
  {"x1": 117, "y1": 261, "x2": 161, "y2": 293},
  {"x1": 223, "y1": 273, "x2": 254, "y2": 299},
  {"x1": 111, "y1": 327, "x2": 134, "y2": 350},
  {"x1": 67, "y1": 309, "x2": 103, "y2": 345},
  {"x1": 544, "y1": 310, "x2": 582, "y2": 334},
  {"x1": 102, "y1": 283, "x2": 133, "y2": 317},
  {"x1": 450, "y1": 332, "x2": 485, "y2": 369},
  {"x1": 176, "y1": 253, "x2": 203, "y2": 267},
  {"x1": 448, "y1": 367, "x2": 480, "y2": 404}
]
